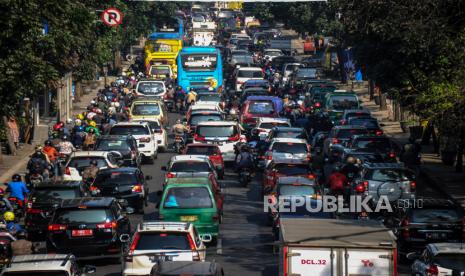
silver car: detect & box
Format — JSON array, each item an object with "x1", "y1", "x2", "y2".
[{"x1": 264, "y1": 138, "x2": 311, "y2": 168}]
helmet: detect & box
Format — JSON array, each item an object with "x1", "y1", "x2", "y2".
[
  {"x1": 53, "y1": 122, "x2": 64, "y2": 131},
  {"x1": 176, "y1": 119, "x2": 181, "y2": 124},
  {"x1": 229, "y1": 109, "x2": 237, "y2": 115},
  {"x1": 35, "y1": 145, "x2": 43, "y2": 152},
  {"x1": 3, "y1": 211, "x2": 14, "y2": 222},
  {"x1": 347, "y1": 156, "x2": 356, "y2": 164},
  {"x1": 0, "y1": 188, "x2": 4, "y2": 196},
  {"x1": 90, "y1": 100, "x2": 96, "y2": 105},
  {"x1": 168, "y1": 84, "x2": 173, "y2": 89},
  {"x1": 90, "y1": 160, "x2": 98, "y2": 166},
  {"x1": 62, "y1": 135, "x2": 68, "y2": 141},
  {"x1": 114, "y1": 102, "x2": 120, "y2": 108},
  {"x1": 89, "y1": 121, "x2": 97, "y2": 128},
  {"x1": 75, "y1": 119, "x2": 82, "y2": 126},
  {"x1": 284, "y1": 94, "x2": 289, "y2": 99},
  {"x1": 110, "y1": 102, "x2": 116, "y2": 107},
  {"x1": 77, "y1": 114, "x2": 84, "y2": 120},
  {"x1": 12, "y1": 174, "x2": 21, "y2": 182},
  {"x1": 96, "y1": 109, "x2": 103, "y2": 114},
  {"x1": 44, "y1": 140, "x2": 52, "y2": 146}
]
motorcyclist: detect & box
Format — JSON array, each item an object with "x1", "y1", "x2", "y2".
[
  {"x1": 0, "y1": 189, "x2": 14, "y2": 212},
  {"x1": 6, "y1": 174, "x2": 29, "y2": 206},
  {"x1": 185, "y1": 88, "x2": 197, "y2": 110},
  {"x1": 81, "y1": 160, "x2": 99, "y2": 184},
  {"x1": 326, "y1": 166, "x2": 348, "y2": 197},
  {"x1": 171, "y1": 119, "x2": 189, "y2": 143},
  {"x1": 58, "y1": 135, "x2": 75, "y2": 156},
  {"x1": 4, "y1": 212, "x2": 24, "y2": 235},
  {"x1": 27, "y1": 147, "x2": 50, "y2": 180},
  {"x1": 235, "y1": 143, "x2": 254, "y2": 172},
  {"x1": 43, "y1": 140, "x2": 58, "y2": 163},
  {"x1": 340, "y1": 156, "x2": 360, "y2": 182}
]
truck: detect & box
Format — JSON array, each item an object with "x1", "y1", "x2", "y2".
[
  {"x1": 268, "y1": 35, "x2": 304, "y2": 56},
  {"x1": 192, "y1": 20, "x2": 217, "y2": 46},
  {"x1": 279, "y1": 218, "x2": 397, "y2": 276}
]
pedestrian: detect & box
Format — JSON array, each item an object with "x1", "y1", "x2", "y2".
[{"x1": 7, "y1": 117, "x2": 20, "y2": 148}]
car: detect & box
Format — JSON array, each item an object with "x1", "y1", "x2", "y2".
[
  {"x1": 95, "y1": 135, "x2": 141, "y2": 167},
  {"x1": 324, "y1": 90, "x2": 361, "y2": 122},
  {"x1": 263, "y1": 48, "x2": 283, "y2": 61},
  {"x1": 263, "y1": 161, "x2": 314, "y2": 193},
  {"x1": 343, "y1": 135, "x2": 399, "y2": 162},
  {"x1": 264, "y1": 138, "x2": 311, "y2": 168},
  {"x1": 162, "y1": 155, "x2": 217, "y2": 182},
  {"x1": 187, "y1": 110, "x2": 224, "y2": 140},
  {"x1": 131, "y1": 118, "x2": 169, "y2": 153},
  {"x1": 134, "y1": 80, "x2": 166, "y2": 97},
  {"x1": 266, "y1": 127, "x2": 309, "y2": 142},
  {"x1": 291, "y1": 67, "x2": 321, "y2": 88},
  {"x1": 398, "y1": 199, "x2": 464, "y2": 257},
  {"x1": 158, "y1": 182, "x2": 221, "y2": 240},
  {"x1": 354, "y1": 162, "x2": 416, "y2": 206},
  {"x1": 183, "y1": 144, "x2": 224, "y2": 179},
  {"x1": 281, "y1": 63, "x2": 302, "y2": 85},
  {"x1": 196, "y1": 92, "x2": 227, "y2": 110},
  {"x1": 242, "y1": 79, "x2": 271, "y2": 93},
  {"x1": 186, "y1": 103, "x2": 223, "y2": 122},
  {"x1": 121, "y1": 222, "x2": 210, "y2": 276},
  {"x1": 339, "y1": 109, "x2": 372, "y2": 125},
  {"x1": 267, "y1": 176, "x2": 320, "y2": 202},
  {"x1": 308, "y1": 83, "x2": 337, "y2": 107},
  {"x1": 47, "y1": 197, "x2": 133, "y2": 258},
  {"x1": 150, "y1": 261, "x2": 224, "y2": 276},
  {"x1": 347, "y1": 116, "x2": 384, "y2": 135},
  {"x1": 323, "y1": 125, "x2": 369, "y2": 156},
  {"x1": 233, "y1": 66, "x2": 264, "y2": 92},
  {"x1": 193, "y1": 121, "x2": 245, "y2": 161},
  {"x1": 408, "y1": 243, "x2": 465, "y2": 275},
  {"x1": 0, "y1": 254, "x2": 96, "y2": 276},
  {"x1": 270, "y1": 56, "x2": 298, "y2": 72},
  {"x1": 92, "y1": 167, "x2": 151, "y2": 214},
  {"x1": 64, "y1": 151, "x2": 122, "y2": 181},
  {"x1": 310, "y1": 131, "x2": 329, "y2": 152},
  {"x1": 252, "y1": 118, "x2": 291, "y2": 141},
  {"x1": 240, "y1": 98, "x2": 281, "y2": 129},
  {"x1": 25, "y1": 180, "x2": 90, "y2": 239},
  {"x1": 129, "y1": 98, "x2": 168, "y2": 126},
  {"x1": 239, "y1": 88, "x2": 268, "y2": 104},
  {"x1": 109, "y1": 122, "x2": 158, "y2": 163}
]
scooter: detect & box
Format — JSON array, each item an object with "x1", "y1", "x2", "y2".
[
  {"x1": 174, "y1": 135, "x2": 185, "y2": 154},
  {"x1": 239, "y1": 168, "x2": 251, "y2": 187}
]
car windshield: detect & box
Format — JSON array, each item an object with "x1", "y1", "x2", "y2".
[
  {"x1": 185, "y1": 147, "x2": 218, "y2": 155},
  {"x1": 3, "y1": 272, "x2": 68, "y2": 276},
  {"x1": 328, "y1": 95, "x2": 359, "y2": 110},
  {"x1": 137, "y1": 82, "x2": 165, "y2": 94},
  {"x1": 135, "y1": 232, "x2": 191, "y2": 251},
  {"x1": 411, "y1": 208, "x2": 462, "y2": 223},
  {"x1": 274, "y1": 164, "x2": 309, "y2": 175},
  {"x1": 197, "y1": 126, "x2": 237, "y2": 138},
  {"x1": 433, "y1": 254, "x2": 465, "y2": 270},
  {"x1": 349, "y1": 118, "x2": 379, "y2": 128},
  {"x1": 370, "y1": 169, "x2": 413, "y2": 181},
  {"x1": 54, "y1": 209, "x2": 110, "y2": 224},
  {"x1": 279, "y1": 185, "x2": 315, "y2": 196},
  {"x1": 238, "y1": 70, "x2": 263, "y2": 78},
  {"x1": 96, "y1": 139, "x2": 129, "y2": 151},
  {"x1": 275, "y1": 131, "x2": 306, "y2": 139},
  {"x1": 131, "y1": 104, "x2": 160, "y2": 116},
  {"x1": 248, "y1": 101, "x2": 275, "y2": 115},
  {"x1": 171, "y1": 161, "x2": 210, "y2": 173},
  {"x1": 33, "y1": 188, "x2": 80, "y2": 201},
  {"x1": 337, "y1": 129, "x2": 368, "y2": 139},
  {"x1": 272, "y1": 142, "x2": 308, "y2": 154},
  {"x1": 110, "y1": 125, "x2": 149, "y2": 135},
  {"x1": 259, "y1": 122, "x2": 290, "y2": 129},
  {"x1": 163, "y1": 187, "x2": 213, "y2": 208},
  {"x1": 353, "y1": 139, "x2": 392, "y2": 151},
  {"x1": 197, "y1": 94, "x2": 221, "y2": 102},
  {"x1": 68, "y1": 157, "x2": 106, "y2": 170},
  {"x1": 189, "y1": 114, "x2": 222, "y2": 126},
  {"x1": 94, "y1": 172, "x2": 137, "y2": 186}
]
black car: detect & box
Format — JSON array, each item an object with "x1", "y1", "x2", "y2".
[
  {"x1": 47, "y1": 197, "x2": 132, "y2": 258},
  {"x1": 347, "y1": 117, "x2": 384, "y2": 136},
  {"x1": 344, "y1": 135, "x2": 399, "y2": 162},
  {"x1": 398, "y1": 199, "x2": 464, "y2": 257},
  {"x1": 92, "y1": 167, "x2": 151, "y2": 213},
  {"x1": 95, "y1": 135, "x2": 140, "y2": 167},
  {"x1": 25, "y1": 180, "x2": 90, "y2": 240}
]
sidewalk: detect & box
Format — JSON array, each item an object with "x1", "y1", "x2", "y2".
[{"x1": 349, "y1": 83, "x2": 465, "y2": 209}]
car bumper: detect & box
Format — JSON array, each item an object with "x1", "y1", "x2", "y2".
[
  {"x1": 116, "y1": 193, "x2": 144, "y2": 207},
  {"x1": 194, "y1": 223, "x2": 219, "y2": 237},
  {"x1": 140, "y1": 150, "x2": 156, "y2": 157},
  {"x1": 221, "y1": 151, "x2": 236, "y2": 161},
  {"x1": 50, "y1": 240, "x2": 121, "y2": 258}
]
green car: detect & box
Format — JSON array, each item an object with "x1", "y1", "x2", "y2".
[
  {"x1": 324, "y1": 90, "x2": 361, "y2": 123},
  {"x1": 158, "y1": 183, "x2": 220, "y2": 239}
]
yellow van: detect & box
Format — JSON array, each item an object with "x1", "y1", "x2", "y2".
[{"x1": 129, "y1": 99, "x2": 168, "y2": 126}]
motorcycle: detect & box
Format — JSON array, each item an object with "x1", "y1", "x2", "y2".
[
  {"x1": 29, "y1": 173, "x2": 43, "y2": 188},
  {"x1": 7, "y1": 197, "x2": 24, "y2": 219},
  {"x1": 174, "y1": 135, "x2": 185, "y2": 154},
  {"x1": 0, "y1": 230, "x2": 15, "y2": 269},
  {"x1": 239, "y1": 168, "x2": 252, "y2": 187}
]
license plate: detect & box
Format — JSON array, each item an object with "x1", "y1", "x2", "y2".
[
  {"x1": 180, "y1": 215, "x2": 198, "y2": 222},
  {"x1": 71, "y1": 229, "x2": 93, "y2": 237},
  {"x1": 149, "y1": 255, "x2": 173, "y2": 262}
]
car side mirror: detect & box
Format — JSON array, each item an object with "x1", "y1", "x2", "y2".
[
  {"x1": 120, "y1": 234, "x2": 131, "y2": 243},
  {"x1": 145, "y1": 175, "x2": 153, "y2": 180},
  {"x1": 82, "y1": 265, "x2": 97, "y2": 274},
  {"x1": 406, "y1": 252, "x2": 420, "y2": 260},
  {"x1": 161, "y1": 166, "x2": 167, "y2": 171},
  {"x1": 201, "y1": 234, "x2": 213, "y2": 243}
]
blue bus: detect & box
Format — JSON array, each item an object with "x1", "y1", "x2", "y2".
[{"x1": 177, "y1": 47, "x2": 223, "y2": 92}]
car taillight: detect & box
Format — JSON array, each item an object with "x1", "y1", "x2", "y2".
[
  {"x1": 139, "y1": 137, "x2": 151, "y2": 142},
  {"x1": 96, "y1": 221, "x2": 117, "y2": 229},
  {"x1": 48, "y1": 224, "x2": 67, "y2": 231},
  {"x1": 314, "y1": 102, "x2": 321, "y2": 108},
  {"x1": 265, "y1": 151, "x2": 273, "y2": 160},
  {"x1": 165, "y1": 172, "x2": 175, "y2": 179},
  {"x1": 355, "y1": 184, "x2": 365, "y2": 193},
  {"x1": 154, "y1": 128, "x2": 163, "y2": 134},
  {"x1": 401, "y1": 219, "x2": 410, "y2": 238},
  {"x1": 212, "y1": 214, "x2": 220, "y2": 222},
  {"x1": 426, "y1": 264, "x2": 438, "y2": 276},
  {"x1": 340, "y1": 120, "x2": 347, "y2": 125},
  {"x1": 26, "y1": 208, "x2": 42, "y2": 214},
  {"x1": 193, "y1": 134, "x2": 206, "y2": 141},
  {"x1": 228, "y1": 134, "x2": 240, "y2": 141},
  {"x1": 362, "y1": 181, "x2": 369, "y2": 189},
  {"x1": 64, "y1": 167, "x2": 71, "y2": 175},
  {"x1": 132, "y1": 184, "x2": 143, "y2": 193},
  {"x1": 126, "y1": 232, "x2": 140, "y2": 262},
  {"x1": 332, "y1": 138, "x2": 339, "y2": 144},
  {"x1": 375, "y1": 130, "x2": 383, "y2": 135},
  {"x1": 409, "y1": 181, "x2": 416, "y2": 192},
  {"x1": 307, "y1": 174, "x2": 316, "y2": 179},
  {"x1": 388, "y1": 152, "x2": 396, "y2": 158}
]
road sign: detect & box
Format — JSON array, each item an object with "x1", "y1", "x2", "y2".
[{"x1": 101, "y1": 8, "x2": 123, "y2": 27}]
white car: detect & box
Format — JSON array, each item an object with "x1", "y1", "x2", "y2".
[
  {"x1": 264, "y1": 138, "x2": 311, "y2": 167},
  {"x1": 253, "y1": 117, "x2": 291, "y2": 140},
  {"x1": 109, "y1": 121, "x2": 158, "y2": 163},
  {"x1": 121, "y1": 222, "x2": 210, "y2": 276},
  {"x1": 409, "y1": 243, "x2": 465, "y2": 276},
  {"x1": 234, "y1": 66, "x2": 265, "y2": 92},
  {"x1": 193, "y1": 121, "x2": 246, "y2": 161},
  {"x1": 131, "y1": 118, "x2": 168, "y2": 152},
  {"x1": 0, "y1": 254, "x2": 96, "y2": 276},
  {"x1": 64, "y1": 151, "x2": 121, "y2": 181},
  {"x1": 263, "y1": 49, "x2": 283, "y2": 61},
  {"x1": 281, "y1": 63, "x2": 302, "y2": 85},
  {"x1": 189, "y1": 103, "x2": 222, "y2": 113},
  {"x1": 134, "y1": 80, "x2": 166, "y2": 97}
]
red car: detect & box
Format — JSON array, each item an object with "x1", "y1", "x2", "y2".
[
  {"x1": 262, "y1": 161, "x2": 315, "y2": 194},
  {"x1": 183, "y1": 143, "x2": 225, "y2": 179},
  {"x1": 240, "y1": 99, "x2": 279, "y2": 129}
]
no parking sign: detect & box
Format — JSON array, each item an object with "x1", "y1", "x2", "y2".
[{"x1": 101, "y1": 7, "x2": 123, "y2": 27}]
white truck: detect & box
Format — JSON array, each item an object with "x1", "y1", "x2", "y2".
[
  {"x1": 192, "y1": 21, "x2": 217, "y2": 46},
  {"x1": 279, "y1": 218, "x2": 397, "y2": 276}
]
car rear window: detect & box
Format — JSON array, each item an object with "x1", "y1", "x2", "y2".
[
  {"x1": 238, "y1": 70, "x2": 264, "y2": 78},
  {"x1": 328, "y1": 95, "x2": 359, "y2": 110},
  {"x1": 171, "y1": 161, "x2": 210, "y2": 173},
  {"x1": 369, "y1": 169, "x2": 413, "y2": 181},
  {"x1": 411, "y1": 208, "x2": 462, "y2": 223},
  {"x1": 185, "y1": 146, "x2": 218, "y2": 156},
  {"x1": 272, "y1": 142, "x2": 308, "y2": 154},
  {"x1": 248, "y1": 101, "x2": 275, "y2": 115},
  {"x1": 433, "y1": 254, "x2": 465, "y2": 271},
  {"x1": 68, "y1": 157, "x2": 106, "y2": 171},
  {"x1": 275, "y1": 131, "x2": 306, "y2": 139},
  {"x1": 94, "y1": 172, "x2": 137, "y2": 186},
  {"x1": 189, "y1": 114, "x2": 222, "y2": 126},
  {"x1": 150, "y1": 66, "x2": 170, "y2": 76},
  {"x1": 279, "y1": 185, "x2": 315, "y2": 196},
  {"x1": 54, "y1": 209, "x2": 110, "y2": 224},
  {"x1": 135, "y1": 232, "x2": 191, "y2": 251},
  {"x1": 197, "y1": 94, "x2": 221, "y2": 102},
  {"x1": 353, "y1": 139, "x2": 392, "y2": 151},
  {"x1": 259, "y1": 122, "x2": 290, "y2": 129},
  {"x1": 110, "y1": 125, "x2": 149, "y2": 135},
  {"x1": 163, "y1": 187, "x2": 213, "y2": 208},
  {"x1": 137, "y1": 82, "x2": 165, "y2": 95},
  {"x1": 96, "y1": 139, "x2": 130, "y2": 151},
  {"x1": 337, "y1": 129, "x2": 368, "y2": 139},
  {"x1": 33, "y1": 188, "x2": 80, "y2": 201},
  {"x1": 349, "y1": 118, "x2": 379, "y2": 128},
  {"x1": 197, "y1": 125, "x2": 237, "y2": 138},
  {"x1": 274, "y1": 164, "x2": 309, "y2": 175},
  {"x1": 131, "y1": 104, "x2": 160, "y2": 116}
]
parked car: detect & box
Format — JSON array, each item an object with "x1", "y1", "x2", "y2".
[
  {"x1": 95, "y1": 135, "x2": 141, "y2": 167},
  {"x1": 408, "y1": 243, "x2": 465, "y2": 276}
]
